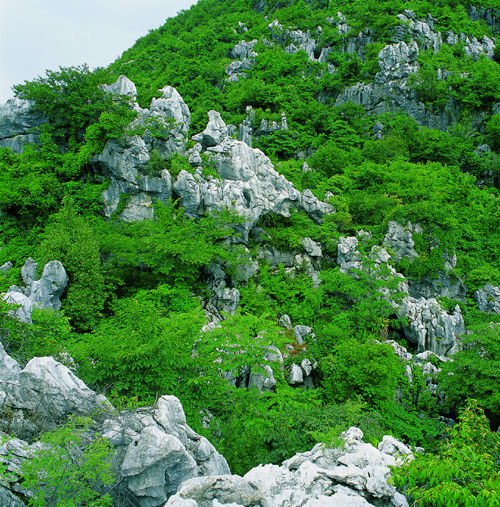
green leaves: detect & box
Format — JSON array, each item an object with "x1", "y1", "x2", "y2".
[
  {"x1": 392, "y1": 400, "x2": 500, "y2": 506},
  {"x1": 19, "y1": 417, "x2": 114, "y2": 507}
]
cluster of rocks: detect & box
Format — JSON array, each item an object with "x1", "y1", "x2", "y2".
[
  {"x1": 225, "y1": 40, "x2": 258, "y2": 82},
  {"x1": 85, "y1": 76, "x2": 334, "y2": 233},
  {"x1": 90, "y1": 76, "x2": 190, "y2": 221},
  {"x1": 0, "y1": 343, "x2": 229, "y2": 507},
  {"x1": 235, "y1": 105, "x2": 289, "y2": 148},
  {"x1": 385, "y1": 340, "x2": 448, "y2": 405},
  {"x1": 178, "y1": 109, "x2": 334, "y2": 242},
  {"x1": 2, "y1": 258, "x2": 68, "y2": 324},
  {"x1": 337, "y1": 222, "x2": 466, "y2": 356},
  {"x1": 474, "y1": 283, "x2": 500, "y2": 314},
  {"x1": 167, "y1": 427, "x2": 412, "y2": 507},
  {"x1": 335, "y1": 9, "x2": 497, "y2": 130},
  {"x1": 0, "y1": 337, "x2": 413, "y2": 507}
]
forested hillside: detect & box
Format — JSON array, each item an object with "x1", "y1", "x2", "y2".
[{"x1": 0, "y1": 0, "x2": 499, "y2": 505}]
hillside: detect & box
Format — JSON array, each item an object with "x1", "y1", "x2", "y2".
[{"x1": 0, "y1": 0, "x2": 499, "y2": 505}]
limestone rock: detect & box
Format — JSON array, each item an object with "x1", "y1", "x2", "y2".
[
  {"x1": 193, "y1": 111, "x2": 229, "y2": 148},
  {"x1": 21, "y1": 258, "x2": 38, "y2": 287},
  {"x1": 121, "y1": 426, "x2": 198, "y2": 505},
  {"x1": 475, "y1": 284, "x2": 500, "y2": 314},
  {"x1": 102, "y1": 75, "x2": 138, "y2": 98},
  {"x1": 0, "y1": 98, "x2": 46, "y2": 153},
  {"x1": 29, "y1": 261, "x2": 68, "y2": 311},
  {"x1": 3, "y1": 260, "x2": 68, "y2": 324},
  {"x1": 0, "y1": 356, "x2": 113, "y2": 440},
  {"x1": 165, "y1": 475, "x2": 269, "y2": 506},
  {"x1": 384, "y1": 221, "x2": 421, "y2": 262},
  {"x1": 0, "y1": 262, "x2": 13, "y2": 272},
  {"x1": 174, "y1": 136, "x2": 333, "y2": 241},
  {"x1": 302, "y1": 237, "x2": 322, "y2": 257},
  {"x1": 288, "y1": 363, "x2": 304, "y2": 385},
  {"x1": 375, "y1": 41, "x2": 419, "y2": 84},
  {"x1": 399, "y1": 297, "x2": 464, "y2": 355}
]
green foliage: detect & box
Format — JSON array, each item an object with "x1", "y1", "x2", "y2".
[
  {"x1": 320, "y1": 340, "x2": 403, "y2": 405},
  {"x1": 439, "y1": 315, "x2": 500, "y2": 423},
  {"x1": 37, "y1": 199, "x2": 105, "y2": 330},
  {"x1": 19, "y1": 416, "x2": 114, "y2": 506},
  {"x1": 72, "y1": 298, "x2": 208, "y2": 403},
  {"x1": 0, "y1": 303, "x2": 73, "y2": 365},
  {"x1": 392, "y1": 400, "x2": 500, "y2": 506},
  {"x1": 14, "y1": 65, "x2": 129, "y2": 143}
]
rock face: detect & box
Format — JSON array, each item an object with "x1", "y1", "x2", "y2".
[
  {"x1": 335, "y1": 10, "x2": 496, "y2": 130},
  {"x1": 167, "y1": 427, "x2": 411, "y2": 507},
  {"x1": 0, "y1": 98, "x2": 46, "y2": 153},
  {"x1": 337, "y1": 227, "x2": 465, "y2": 356},
  {"x1": 3, "y1": 258, "x2": 68, "y2": 324},
  {"x1": 0, "y1": 342, "x2": 229, "y2": 507},
  {"x1": 0, "y1": 355, "x2": 112, "y2": 441},
  {"x1": 475, "y1": 284, "x2": 500, "y2": 314},
  {"x1": 91, "y1": 78, "x2": 190, "y2": 221},
  {"x1": 174, "y1": 112, "x2": 333, "y2": 241}
]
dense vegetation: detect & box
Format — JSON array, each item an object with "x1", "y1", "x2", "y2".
[{"x1": 0, "y1": 0, "x2": 499, "y2": 504}]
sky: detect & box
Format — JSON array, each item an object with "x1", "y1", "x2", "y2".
[{"x1": 0, "y1": 0, "x2": 198, "y2": 103}]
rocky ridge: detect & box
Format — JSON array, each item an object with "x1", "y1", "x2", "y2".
[{"x1": 166, "y1": 426, "x2": 411, "y2": 507}]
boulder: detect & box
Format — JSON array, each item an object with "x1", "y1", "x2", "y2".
[
  {"x1": 102, "y1": 75, "x2": 138, "y2": 98},
  {"x1": 475, "y1": 284, "x2": 500, "y2": 314},
  {"x1": 29, "y1": 261, "x2": 68, "y2": 311},
  {"x1": 3, "y1": 260, "x2": 68, "y2": 324},
  {"x1": 0, "y1": 98, "x2": 46, "y2": 153},
  {"x1": 0, "y1": 356, "x2": 113, "y2": 440},
  {"x1": 165, "y1": 475, "x2": 269, "y2": 506},
  {"x1": 193, "y1": 111, "x2": 229, "y2": 148}
]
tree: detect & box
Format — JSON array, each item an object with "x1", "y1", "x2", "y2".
[
  {"x1": 4, "y1": 417, "x2": 114, "y2": 507},
  {"x1": 14, "y1": 65, "x2": 127, "y2": 144},
  {"x1": 391, "y1": 400, "x2": 500, "y2": 506},
  {"x1": 37, "y1": 199, "x2": 105, "y2": 330}
]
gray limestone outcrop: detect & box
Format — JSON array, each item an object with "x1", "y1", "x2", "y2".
[
  {"x1": 337, "y1": 228, "x2": 465, "y2": 356},
  {"x1": 475, "y1": 284, "x2": 500, "y2": 314},
  {"x1": 102, "y1": 74, "x2": 138, "y2": 98},
  {"x1": 3, "y1": 258, "x2": 68, "y2": 324},
  {"x1": 335, "y1": 10, "x2": 496, "y2": 130},
  {"x1": 0, "y1": 341, "x2": 229, "y2": 507},
  {"x1": 91, "y1": 78, "x2": 190, "y2": 221},
  {"x1": 174, "y1": 112, "x2": 333, "y2": 241},
  {"x1": 226, "y1": 40, "x2": 258, "y2": 82},
  {"x1": 0, "y1": 98, "x2": 46, "y2": 153},
  {"x1": 375, "y1": 41, "x2": 419, "y2": 84},
  {"x1": 0, "y1": 351, "x2": 112, "y2": 441},
  {"x1": 468, "y1": 5, "x2": 500, "y2": 33},
  {"x1": 166, "y1": 427, "x2": 411, "y2": 507}
]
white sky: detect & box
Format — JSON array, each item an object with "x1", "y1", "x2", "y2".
[{"x1": 0, "y1": 0, "x2": 198, "y2": 103}]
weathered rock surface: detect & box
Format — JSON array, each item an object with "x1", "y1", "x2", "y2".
[
  {"x1": 0, "y1": 341, "x2": 229, "y2": 507},
  {"x1": 335, "y1": 10, "x2": 496, "y2": 130},
  {"x1": 3, "y1": 259, "x2": 68, "y2": 324},
  {"x1": 0, "y1": 354, "x2": 112, "y2": 441},
  {"x1": 174, "y1": 113, "x2": 333, "y2": 241},
  {"x1": 475, "y1": 284, "x2": 500, "y2": 314},
  {"x1": 338, "y1": 228, "x2": 465, "y2": 356},
  {"x1": 167, "y1": 427, "x2": 411, "y2": 507},
  {"x1": 91, "y1": 78, "x2": 189, "y2": 221},
  {"x1": 0, "y1": 98, "x2": 46, "y2": 153}
]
